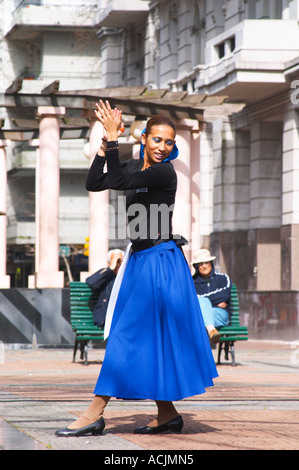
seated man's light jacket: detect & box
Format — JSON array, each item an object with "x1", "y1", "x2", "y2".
[{"x1": 193, "y1": 263, "x2": 232, "y2": 316}]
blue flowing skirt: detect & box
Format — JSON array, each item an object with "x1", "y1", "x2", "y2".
[{"x1": 94, "y1": 241, "x2": 218, "y2": 401}]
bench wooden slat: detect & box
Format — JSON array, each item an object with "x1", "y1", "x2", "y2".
[
  {"x1": 217, "y1": 284, "x2": 248, "y2": 366},
  {"x1": 70, "y1": 281, "x2": 105, "y2": 365}
]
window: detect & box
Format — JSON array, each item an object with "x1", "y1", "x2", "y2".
[
  {"x1": 228, "y1": 36, "x2": 235, "y2": 53},
  {"x1": 217, "y1": 42, "x2": 225, "y2": 59},
  {"x1": 215, "y1": 35, "x2": 236, "y2": 59}
]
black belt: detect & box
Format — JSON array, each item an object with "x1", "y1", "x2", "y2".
[{"x1": 131, "y1": 235, "x2": 188, "y2": 252}]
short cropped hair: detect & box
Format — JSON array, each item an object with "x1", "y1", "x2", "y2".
[{"x1": 144, "y1": 115, "x2": 176, "y2": 136}]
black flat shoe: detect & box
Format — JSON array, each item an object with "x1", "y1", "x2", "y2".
[
  {"x1": 55, "y1": 417, "x2": 105, "y2": 437},
  {"x1": 134, "y1": 415, "x2": 183, "y2": 435}
]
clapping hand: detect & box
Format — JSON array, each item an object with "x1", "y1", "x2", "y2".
[{"x1": 94, "y1": 100, "x2": 124, "y2": 142}]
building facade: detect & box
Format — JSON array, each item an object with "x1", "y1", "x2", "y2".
[{"x1": 1, "y1": 0, "x2": 299, "y2": 304}]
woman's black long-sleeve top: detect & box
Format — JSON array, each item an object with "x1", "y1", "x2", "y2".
[{"x1": 85, "y1": 149, "x2": 177, "y2": 251}]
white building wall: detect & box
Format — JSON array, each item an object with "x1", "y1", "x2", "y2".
[
  {"x1": 0, "y1": 0, "x2": 100, "y2": 92},
  {"x1": 249, "y1": 122, "x2": 282, "y2": 229},
  {"x1": 2, "y1": 0, "x2": 299, "y2": 287},
  {"x1": 282, "y1": 109, "x2": 299, "y2": 225},
  {"x1": 205, "y1": 0, "x2": 225, "y2": 39},
  {"x1": 159, "y1": 3, "x2": 178, "y2": 88},
  {"x1": 98, "y1": 28, "x2": 124, "y2": 88},
  {"x1": 213, "y1": 118, "x2": 251, "y2": 232},
  {"x1": 176, "y1": 3, "x2": 191, "y2": 80},
  {"x1": 234, "y1": 129, "x2": 250, "y2": 230},
  {"x1": 40, "y1": 32, "x2": 102, "y2": 91},
  {"x1": 125, "y1": 27, "x2": 145, "y2": 87},
  {"x1": 59, "y1": 172, "x2": 89, "y2": 245}
]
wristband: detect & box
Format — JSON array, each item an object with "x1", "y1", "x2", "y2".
[{"x1": 106, "y1": 140, "x2": 118, "y2": 150}]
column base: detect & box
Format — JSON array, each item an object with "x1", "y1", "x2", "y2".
[
  {"x1": 35, "y1": 271, "x2": 64, "y2": 288},
  {"x1": 0, "y1": 275, "x2": 10, "y2": 288},
  {"x1": 28, "y1": 275, "x2": 35, "y2": 289}
]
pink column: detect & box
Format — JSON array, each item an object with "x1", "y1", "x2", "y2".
[
  {"x1": 172, "y1": 120, "x2": 194, "y2": 264},
  {"x1": 0, "y1": 141, "x2": 10, "y2": 288},
  {"x1": 190, "y1": 123, "x2": 202, "y2": 255},
  {"x1": 35, "y1": 107, "x2": 65, "y2": 288},
  {"x1": 28, "y1": 142, "x2": 40, "y2": 288},
  {"x1": 80, "y1": 119, "x2": 109, "y2": 280}
]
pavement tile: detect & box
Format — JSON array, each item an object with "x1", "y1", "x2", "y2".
[{"x1": 1, "y1": 340, "x2": 299, "y2": 451}]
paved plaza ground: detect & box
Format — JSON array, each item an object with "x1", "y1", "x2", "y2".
[{"x1": 0, "y1": 339, "x2": 298, "y2": 452}]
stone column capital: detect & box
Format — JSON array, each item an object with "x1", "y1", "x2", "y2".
[
  {"x1": 174, "y1": 118, "x2": 200, "y2": 132},
  {"x1": 37, "y1": 106, "x2": 66, "y2": 117}
]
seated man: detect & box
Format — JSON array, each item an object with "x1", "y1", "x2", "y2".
[
  {"x1": 85, "y1": 249, "x2": 124, "y2": 328},
  {"x1": 192, "y1": 248, "x2": 231, "y2": 344}
]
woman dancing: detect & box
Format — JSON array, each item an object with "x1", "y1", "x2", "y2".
[{"x1": 55, "y1": 100, "x2": 218, "y2": 436}]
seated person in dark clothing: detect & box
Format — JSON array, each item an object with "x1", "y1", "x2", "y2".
[
  {"x1": 192, "y1": 248, "x2": 231, "y2": 344},
  {"x1": 86, "y1": 249, "x2": 124, "y2": 327}
]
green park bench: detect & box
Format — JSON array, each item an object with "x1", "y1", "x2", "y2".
[
  {"x1": 70, "y1": 281, "x2": 248, "y2": 367},
  {"x1": 70, "y1": 281, "x2": 104, "y2": 365},
  {"x1": 217, "y1": 284, "x2": 249, "y2": 366}
]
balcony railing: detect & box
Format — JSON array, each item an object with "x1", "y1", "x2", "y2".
[
  {"x1": 13, "y1": 0, "x2": 98, "y2": 13},
  {"x1": 95, "y1": 0, "x2": 149, "y2": 28},
  {"x1": 6, "y1": 0, "x2": 98, "y2": 35}
]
